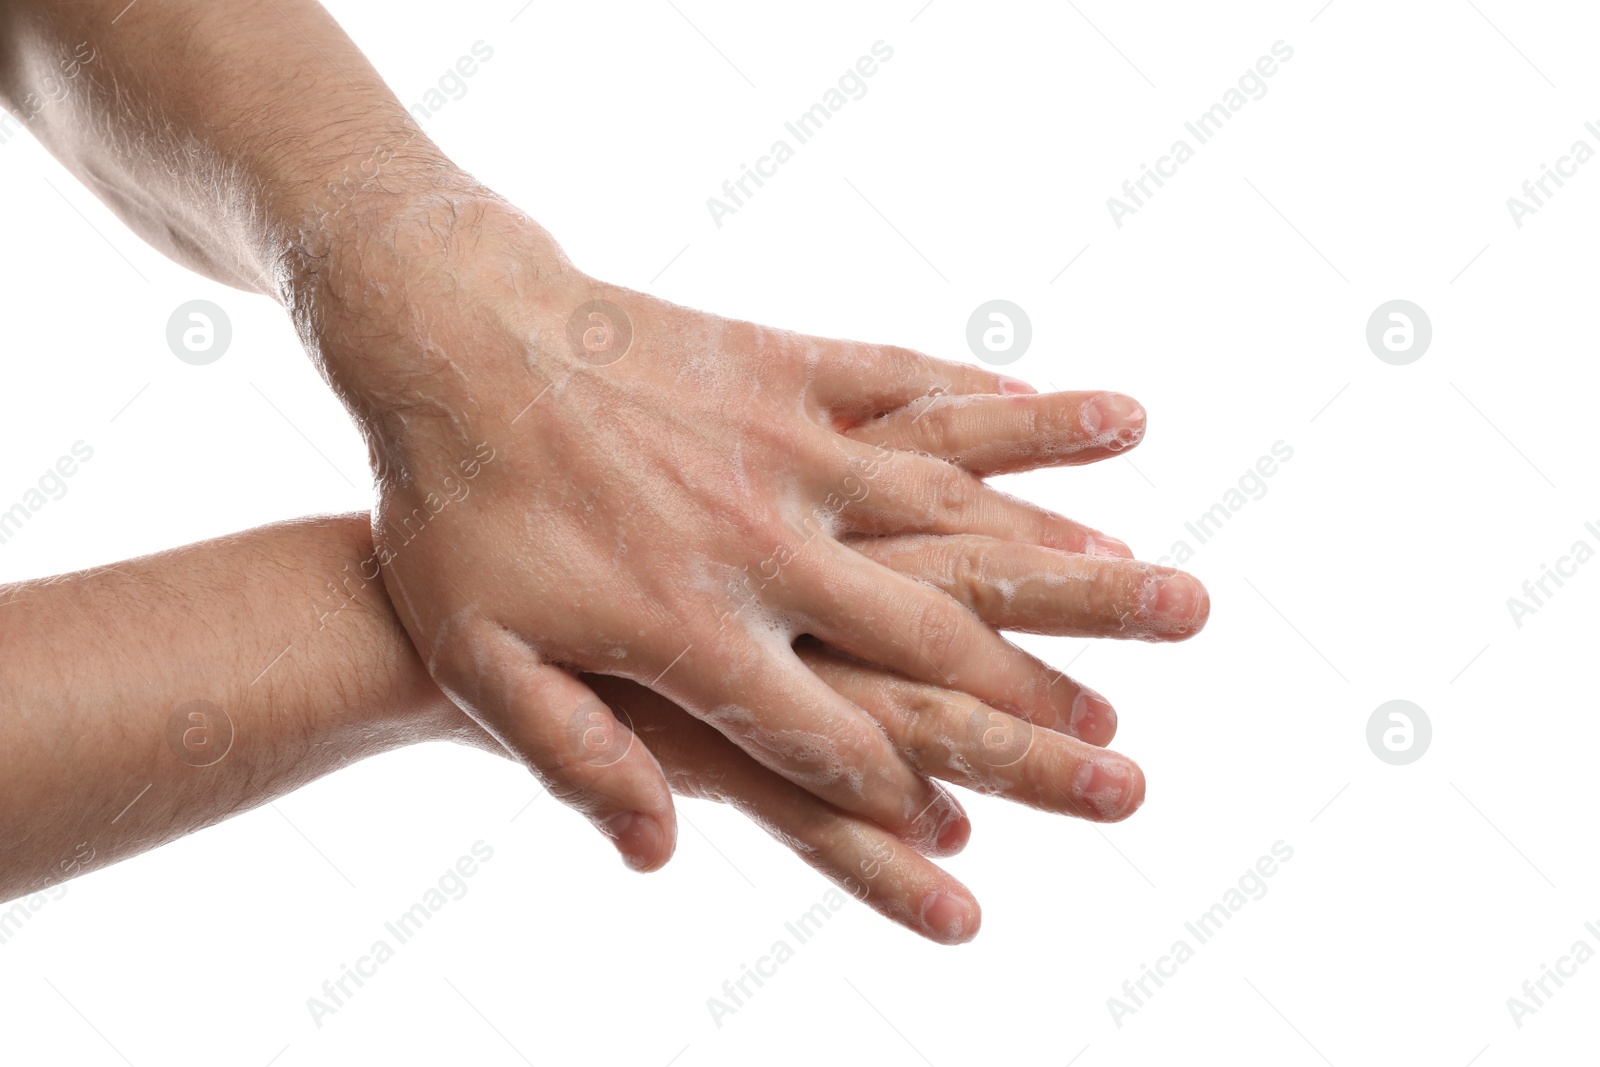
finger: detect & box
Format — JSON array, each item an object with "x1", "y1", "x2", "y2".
[
  {"x1": 797, "y1": 642, "x2": 1144, "y2": 822},
  {"x1": 594, "y1": 674, "x2": 981, "y2": 944},
  {"x1": 812, "y1": 342, "x2": 1032, "y2": 423},
  {"x1": 455, "y1": 622, "x2": 677, "y2": 871},
  {"x1": 823, "y1": 442, "x2": 1133, "y2": 558},
  {"x1": 650, "y1": 632, "x2": 971, "y2": 856},
  {"x1": 784, "y1": 539, "x2": 1118, "y2": 747},
  {"x1": 847, "y1": 534, "x2": 1210, "y2": 641},
  {"x1": 843, "y1": 390, "x2": 1146, "y2": 477}
]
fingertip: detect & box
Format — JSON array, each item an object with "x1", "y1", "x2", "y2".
[
  {"x1": 920, "y1": 889, "x2": 981, "y2": 945},
  {"x1": 603, "y1": 809, "x2": 676, "y2": 873},
  {"x1": 1080, "y1": 391, "x2": 1147, "y2": 445},
  {"x1": 1190, "y1": 579, "x2": 1212, "y2": 636},
  {"x1": 933, "y1": 813, "x2": 971, "y2": 857},
  {"x1": 1138, "y1": 571, "x2": 1211, "y2": 640},
  {"x1": 910, "y1": 785, "x2": 971, "y2": 858},
  {"x1": 1126, "y1": 761, "x2": 1147, "y2": 818},
  {"x1": 1068, "y1": 688, "x2": 1117, "y2": 746},
  {"x1": 1071, "y1": 753, "x2": 1144, "y2": 822}
]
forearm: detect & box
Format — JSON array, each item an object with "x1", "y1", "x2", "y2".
[
  {"x1": 0, "y1": 513, "x2": 475, "y2": 901},
  {"x1": 0, "y1": 0, "x2": 562, "y2": 458},
  {"x1": 0, "y1": 0, "x2": 452, "y2": 291}
]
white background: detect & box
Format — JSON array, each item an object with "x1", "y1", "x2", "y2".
[{"x1": 2, "y1": 1, "x2": 1596, "y2": 1063}]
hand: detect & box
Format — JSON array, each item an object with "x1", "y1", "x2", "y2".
[
  {"x1": 491, "y1": 523, "x2": 1209, "y2": 944},
  {"x1": 0, "y1": 0, "x2": 1201, "y2": 939},
  {"x1": 0, "y1": 499, "x2": 1201, "y2": 930},
  {"x1": 286, "y1": 175, "x2": 1160, "y2": 871}
]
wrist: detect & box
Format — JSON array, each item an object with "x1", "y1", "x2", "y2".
[
  {"x1": 308, "y1": 514, "x2": 485, "y2": 750},
  {"x1": 266, "y1": 144, "x2": 474, "y2": 304},
  {"x1": 274, "y1": 176, "x2": 585, "y2": 484},
  {"x1": 316, "y1": 514, "x2": 506, "y2": 758}
]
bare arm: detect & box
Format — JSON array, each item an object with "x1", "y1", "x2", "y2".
[
  {"x1": 0, "y1": 503, "x2": 1199, "y2": 940},
  {"x1": 0, "y1": 513, "x2": 466, "y2": 901},
  {"x1": 0, "y1": 0, "x2": 1178, "y2": 879},
  {"x1": 0, "y1": 0, "x2": 437, "y2": 290}
]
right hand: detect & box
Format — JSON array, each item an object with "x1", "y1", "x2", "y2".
[{"x1": 288, "y1": 176, "x2": 1169, "y2": 872}]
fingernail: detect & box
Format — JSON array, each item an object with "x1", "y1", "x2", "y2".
[
  {"x1": 1080, "y1": 393, "x2": 1146, "y2": 447},
  {"x1": 1072, "y1": 756, "x2": 1140, "y2": 819},
  {"x1": 918, "y1": 788, "x2": 969, "y2": 856},
  {"x1": 998, "y1": 375, "x2": 1037, "y2": 395},
  {"x1": 1085, "y1": 534, "x2": 1133, "y2": 559},
  {"x1": 920, "y1": 891, "x2": 979, "y2": 944},
  {"x1": 936, "y1": 813, "x2": 971, "y2": 855},
  {"x1": 1140, "y1": 573, "x2": 1208, "y2": 634},
  {"x1": 602, "y1": 811, "x2": 665, "y2": 871},
  {"x1": 1069, "y1": 688, "x2": 1116, "y2": 741}
]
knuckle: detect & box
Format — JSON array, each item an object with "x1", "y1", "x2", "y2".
[
  {"x1": 925, "y1": 467, "x2": 977, "y2": 526},
  {"x1": 896, "y1": 684, "x2": 953, "y2": 758},
  {"x1": 721, "y1": 319, "x2": 767, "y2": 358},
  {"x1": 945, "y1": 543, "x2": 1004, "y2": 619},
  {"x1": 877, "y1": 343, "x2": 926, "y2": 374},
  {"x1": 1018, "y1": 500, "x2": 1076, "y2": 551},
  {"x1": 914, "y1": 402, "x2": 958, "y2": 456},
  {"x1": 911, "y1": 597, "x2": 969, "y2": 667}
]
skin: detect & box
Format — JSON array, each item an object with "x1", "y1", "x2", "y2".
[
  {"x1": 0, "y1": 509, "x2": 1205, "y2": 944},
  {"x1": 0, "y1": 0, "x2": 1169, "y2": 868}
]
